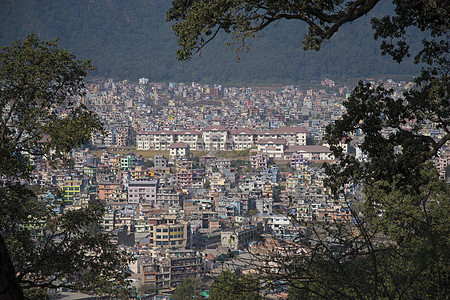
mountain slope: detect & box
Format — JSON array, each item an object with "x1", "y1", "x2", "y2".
[{"x1": 0, "y1": 0, "x2": 419, "y2": 84}]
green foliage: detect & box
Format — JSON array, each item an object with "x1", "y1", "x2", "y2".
[
  {"x1": 320, "y1": 0, "x2": 449, "y2": 298},
  {"x1": 172, "y1": 278, "x2": 204, "y2": 300},
  {"x1": 145, "y1": 159, "x2": 154, "y2": 168},
  {"x1": 285, "y1": 171, "x2": 449, "y2": 299},
  {"x1": 1, "y1": 188, "x2": 133, "y2": 297},
  {"x1": 166, "y1": 0, "x2": 381, "y2": 61},
  {"x1": 0, "y1": 33, "x2": 102, "y2": 180},
  {"x1": 203, "y1": 180, "x2": 211, "y2": 190},
  {"x1": 0, "y1": 35, "x2": 133, "y2": 298},
  {"x1": 210, "y1": 270, "x2": 261, "y2": 300}
]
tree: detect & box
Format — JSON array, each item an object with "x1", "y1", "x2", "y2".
[
  {"x1": 210, "y1": 270, "x2": 261, "y2": 300},
  {"x1": 167, "y1": 0, "x2": 381, "y2": 61},
  {"x1": 167, "y1": 0, "x2": 449, "y2": 298},
  {"x1": 203, "y1": 179, "x2": 211, "y2": 190},
  {"x1": 0, "y1": 34, "x2": 133, "y2": 299},
  {"x1": 172, "y1": 278, "x2": 203, "y2": 300}
]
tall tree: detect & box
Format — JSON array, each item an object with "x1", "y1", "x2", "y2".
[
  {"x1": 0, "y1": 34, "x2": 133, "y2": 299},
  {"x1": 167, "y1": 0, "x2": 449, "y2": 298}
]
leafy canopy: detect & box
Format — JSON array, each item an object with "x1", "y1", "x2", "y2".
[
  {"x1": 0, "y1": 34, "x2": 132, "y2": 298},
  {"x1": 210, "y1": 270, "x2": 261, "y2": 300},
  {"x1": 167, "y1": 0, "x2": 382, "y2": 60},
  {"x1": 0, "y1": 33, "x2": 102, "y2": 180},
  {"x1": 172, "y1": 277, "x2": 204, "y2": 300}
]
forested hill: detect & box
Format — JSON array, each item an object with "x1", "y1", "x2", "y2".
[{"x1": 0, "y1": 0, "x2": 420, "y2": 84}]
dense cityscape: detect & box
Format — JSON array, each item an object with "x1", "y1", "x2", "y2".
[
  {"x1": 27, "y1": 77, "x2": 449, "y2": 298},
  {"x1": 1, "y1": 0, "x2": 448, "y2": 299}
]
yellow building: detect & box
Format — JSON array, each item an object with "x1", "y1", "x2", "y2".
[{"x1": 62, "y1": 178, "x2": 82, "y2": 205}]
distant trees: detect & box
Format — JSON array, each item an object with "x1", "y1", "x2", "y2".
[
  {"x1": 168, "y1": 0, "x2": 449, "y2": 298},
  {"x1": 0, "y1": 34, "x2": 133, "y2": 299}
]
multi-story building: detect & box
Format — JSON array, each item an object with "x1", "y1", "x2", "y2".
[
  {"x1": 136, "y1": 130, "x2": 152, "y2": 150},
  {"x1": 156, "y1": 187, "x2": 184, "y2": 208},
  {"x1": 176, "y1": 130, "x2": 204, "y2": 151},
  {"x1": 290, "y1": 153, "x2": 308, "y2": 169},
  {"x1": 98, "y1": 181, "x2": 121, "y2": 201},
  {"x1": 220, "y1": 222, "x2": 264, "y2": 249},
  {"x1": 230, "y1": 127, "x2": 255, "y2": 150},
  {"x1": 62, "y1": 177, "x2": 82, "y2": 205},
  {"x1": 136, "y1": 126, "x2": 308, "y2": 152},
  {"x1": 128, "y1": 178, "x2": 158, "y2": 205},
  {"x1": 154, "y1": 154, "x2": 168, "y2": 168},
  {"x1": 203, "y1": 124, "x2": 229, "y2": 151},
  {"x1": 104, "y1": 185, "x2": 128, "y2": 209},
  {"x1": 250, "y1": 153, "x2": 269, "y2": 169},
  {"x1": 257, "y1": 139, "x2": 286, "y2": 159},
  {"x1": 176, "y1": 170, "x2": 194, "y2": 188},
  {"x1": 209, "y1": 172, "x2": 229, "y2": 192},
  {"x1": 256, "y1": 127, "x2": 307, "y2": 146},
  {"x1": 139, "y1": 250, "x2": 203, "y2": 290},
  {"x1": 103, "y1": 130, "x2": 115, "y2": 147},
  {"x1": 284, "y1": 145, "x2": 333, "y2": 161},
  {"x1": 120, "y1": 154, "x2": 137, "y2": 170},
  {"x1": 115, "y1": 126, "x2": 132, "y2": 147},
  {"x1": 256, "y1": 197, "x2": 273, "y2": 215},
  {"x1": 147, "y1": 215, "x2": 190, "y2": 249},
  {"x1": 168, "y1": 142, "x2": 191, "y2": 160},
  {"x1": 153, "y1": 130, "x2": 176, "y2": 150},
  {"x1": 167, "y1": 250, "x2": 202, "y2": 287}
]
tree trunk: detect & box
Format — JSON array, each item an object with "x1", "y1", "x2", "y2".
[{"x1": 0, "y1": 234, "x2": 24, "y2": 300}]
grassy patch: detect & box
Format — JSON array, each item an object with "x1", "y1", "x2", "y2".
[
  {"x1": 191, "y1": 151, "x2": 208, "y2": 159},
  {"x1": 216, "y1": 147, "x2": 255, "y2": 159},
  {"x1": 90, "y1": 149, "x2": 170, "y2": 160}
]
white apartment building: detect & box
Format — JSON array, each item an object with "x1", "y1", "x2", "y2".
[{"x1": 136, "y1": 126, "x2": 308, "y2": 152}]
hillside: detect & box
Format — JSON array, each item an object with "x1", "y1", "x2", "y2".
[{"x1": 0, "y1": 0, "x2": 420, "y2": 84}]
